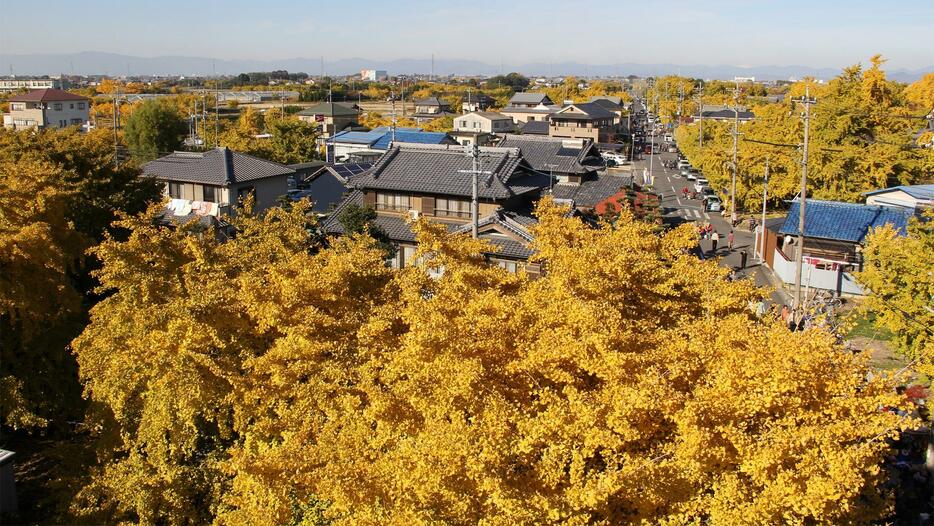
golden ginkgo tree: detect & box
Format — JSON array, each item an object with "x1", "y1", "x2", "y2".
[{"x1": 72, "y1": 199, "x2": 913, "y2": 525}]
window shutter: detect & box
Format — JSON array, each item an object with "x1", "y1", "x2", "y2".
[
  {"x1": 363, "y1": 191, "x2": 376, "y2": 207},
  {"x1": 422, "y1": 196, "x2": 435, "y2": 215}
]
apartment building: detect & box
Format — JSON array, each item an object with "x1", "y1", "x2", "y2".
[{"x1": 3, "y1": 89, "x2": 89, "y2": 130}]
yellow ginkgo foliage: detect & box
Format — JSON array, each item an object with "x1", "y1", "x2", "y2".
[{"x1": 73, "y1": 199, "x2": 912, "y2": 526}]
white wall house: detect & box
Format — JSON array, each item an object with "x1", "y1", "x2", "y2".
[
  {"x1": 453, "y1": 112, "x2": 515, "y2": 134},
  {"x1": 3, "y1": 89, "x2": 89, "y2": 130}
]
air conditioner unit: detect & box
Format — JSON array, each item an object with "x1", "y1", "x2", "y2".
[{"x1": 409, "y1": 209, "x2": 420, "y2": 220}]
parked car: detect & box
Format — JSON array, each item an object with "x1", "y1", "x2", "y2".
[
  {"x1": 705, "y1": 196, "x2": 722, "y2": 212},
  {"x1": 677, "y1": 159, "x2": 691, "y2": 169},
  {"x1": 667, "y1": 145, "x2": 678, "y2": 153},
  {"x1": 685, "y1": 171, "x2": 698, "y2": 181},
  {"x1": 601, "y1": 152, "x2": 627, "y2": 164},
  {"x1": 694, "y1": 178, "x2": 709, "y2": 192}
]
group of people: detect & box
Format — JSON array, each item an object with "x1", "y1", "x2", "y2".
[{"x1": 697, "y1": 224, "x2": 737, "y2": 254}]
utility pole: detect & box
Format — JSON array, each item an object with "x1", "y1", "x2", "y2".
[
  {"x1": 677, "y1": 81, "x2": 684, "y2": 125},
  {"x1": 457, "y1": 145, "x2": 493, "y2": 238},
  {"x1": 213, "y1": 61, "x2": 219, "y2": 148},
  {"x1": 729, "y1": 81, "x2": 741, "y2": 224},
  {"x1": 112, "y1": 95, "x2": 119, "y2": 168},
  {"x1": 694, "y1": 82, "x2": 704, "y2": 148},
  {"x1": 543, "y1": 163, "x2": 557, "y2": 193},
  {"x1": 792, "y1": 86, "x2": 817, "y2": 313},
  {"x1": 648, "y1": 93, "x2": 658, "y2": 186},
  {"x1": 389, "y1": 90, "x2": 397, "y2": 147},
  {"x1": 757, "y1": 157, "x2": 769, "y2": 262}
]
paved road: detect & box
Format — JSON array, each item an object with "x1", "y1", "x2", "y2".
[{"x1": 631, "y1": 134, "x2": 792, "y2": 306}]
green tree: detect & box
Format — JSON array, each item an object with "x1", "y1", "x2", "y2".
[
  {"x1": 266, "y1": 119, "x2": 319, "y2": 164},
  {"x1": 337, "y1": 203, "x2": 394, "y2": 258},
  {"x1": 123, "y1": 100, "x2": 187, "y2": 162}
]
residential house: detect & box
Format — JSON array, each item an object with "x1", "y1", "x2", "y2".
[
  {"x1": 500, "y1": 92, "x2": 559, "y2": 124},
  {"x1": 327, "y1": 127, "x2": 455, "y2": 162},
  {"x1": 412, "y1": 97, "x2": 455, "y2": 124},
  {"x1": 519, "y1": 120, "x2": 550, "y2": 136},
  {"x1": 549, "y1": 102, "x2": 618, "y2": 142},
  {"x1": 322, "y1": 143, "x2": 551, "y2": 274},
  {"x1": 763, "y1": 199, "x2": 912, "y2": 295},
  {"x1": 462, "y1": 92, "x2": 496, "y2": 113},
  {"x1": 587, "y1": 96, "x2": 625, "y2": 124},
  {"x1": 499, "y1": 135, "x2": 631, "y2": 210},
  {"x1": 288, "y1": 162, "x2": 369, "y2": 215},
  {"x1": 296, "y1": 102, "x2": 360, "y2": 144},
  {"x1": 693, "y1": 104, "x2": 755, "y2": 122},
  {"x1": 450, "y1": 111, "x2": 515, "y2": 146},
  {"x1": 3, "y1": 88, "x2": 89, "y2": 130},
  {"x1": 143, "y1": 147, "x2": 296, "y2": 217},
  {"x1": 864, "y1": 184, "x2": 934, "y2": 211}
]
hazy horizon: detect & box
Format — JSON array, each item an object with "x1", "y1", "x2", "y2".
[{"x1": 1, "y1": 0, "x2": 932, "y2": 71}]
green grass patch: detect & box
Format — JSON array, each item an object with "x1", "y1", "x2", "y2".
[{"x1": 846, "y1": 310, "x2": 894, "y2": 341}]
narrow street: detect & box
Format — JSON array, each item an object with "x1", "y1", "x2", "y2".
[{"x1": 630, "y1": 140, "x2": 793, "y2": 306}]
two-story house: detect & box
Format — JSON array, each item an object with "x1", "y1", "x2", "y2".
[
  {"x1": 450, "y1": 111, "x2": 515, "y2": 146},
  {"x1": 461, "y1": 91, "x2": 496, "y2": 113},
  {"x1": 549, "y1": 103, "x2": 618, "y2": 142},
  {"x1": 3, "y1": 88, "x2": 89, "y2": 130},
  {"x1": 322, "y1": 143, "x2": 552, "y2": 274},
  {"x1": 412, "y1": 97, "x2": 455, "y2": 124},
  {"x1": 500, "y1": 92, "x2": 559, "y2": 124},
  {"x1": 143, "y1": 147, "x2": 296, "y2": 217},
  {"x1": 498, "y1": 135, "x2": 632, "y2": 211},
  {"x1": 296, "y1": 102, "x2": 360, "y2": 144}
]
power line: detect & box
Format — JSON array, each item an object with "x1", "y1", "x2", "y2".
[{"x1": 791, "y1": 86, "x2": 817, "y2": 315}]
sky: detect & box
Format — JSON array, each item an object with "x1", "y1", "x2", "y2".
[{"x1": 1, "y1": 0, "x2": 931, "y2": 70}]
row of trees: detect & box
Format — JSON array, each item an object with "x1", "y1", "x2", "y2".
[
  {"x1": 37, "y1": 196, "x2": 915, "y2": 525},
  {"x1": 673, "y1": 57, "x2": 934, "y2": 209}
]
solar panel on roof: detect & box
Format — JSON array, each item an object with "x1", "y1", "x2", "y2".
[{"x1": 331, "y1": 163, "x2": 372, "y2": 178}]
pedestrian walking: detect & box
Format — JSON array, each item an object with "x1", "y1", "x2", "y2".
[
  {"x1": 739, "y1": 249, "x2": 747, "y2": 269},
  {"x1": 682, "y1": 186, "x2": 689, "y2": 199},
  {"x1": 711, "y1": 231, "x2": 720, "y2": 254},
  {"x1": 727, "y1": 230, "x2": 735, "y2": 251},
  {"x1": 781, "y1": 305, "x2": 790, "y2": 323}
]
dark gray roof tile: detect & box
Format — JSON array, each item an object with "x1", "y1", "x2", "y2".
[{"x1": 143, "y1": 147, "x2": 295, "y2": 186}]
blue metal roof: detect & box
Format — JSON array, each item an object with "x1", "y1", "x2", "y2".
[
  {"x1": 328, "y1": 130, "x2": 385, "y2": 145},
  {"x1": 779, "y1": 199, "x2": 912, "y2": 243},
  {"x1": 371, "y1": 130, "x2": 451, "y2": 150},
  {"x1": 864, "y1": 184, "x2": 934, "y2": 201},
  {"x1": 371, "y1": 126, "x2": 422, "y2": 133}
]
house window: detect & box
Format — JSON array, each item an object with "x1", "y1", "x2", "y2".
[
  {"x1": 70, "y1": 103, "x2": 74, "y2": 109},
  {"x1": 78, "y1": 103, "x2": 86, "y2": 110},
  {"x1": 376, "y1": 193, "x2": 410, "y2": 211},
  {"x1": 495, "y1": 259, "x2": 520, "y2": 273},
  {"x1": 53, "y1": 103, "x2": 62, "y2": 110},
  {"x1": 70, "y1": 118, "x2": 82, "y2": 125},
  {"x1": 168, "y1": 182, "x2": 182, "y2": 198},
  {"x1": 10, "y1": 103, "x2": 25, "y2": 111},
  {"x1": 202, "y1": 185, "x2": 218, "y2": 203},
  {"x1": 435, "y1": 197, "x2": 471, "y2": 218}
]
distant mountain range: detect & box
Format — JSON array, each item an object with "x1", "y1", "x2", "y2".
[{"x1": 1, "y1": 51, "x2": 930, "y2": 83}]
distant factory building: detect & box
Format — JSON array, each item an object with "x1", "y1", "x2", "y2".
[{"x1": 360, "y1": 69, "x2": 388, "y2": 81}]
